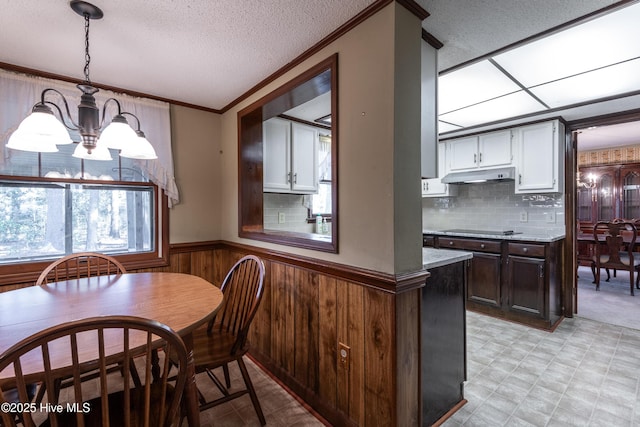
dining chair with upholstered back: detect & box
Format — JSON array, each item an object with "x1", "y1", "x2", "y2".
[
  {"x1": 593, "y1": 220, "x2": 640, "y2": 295},
  {"x1": 0, "y1": 315, "x2": 190, "y2": 427},
  {"x1": 191, "y1": 254, "x2": 266, "y2": 425},
  {"x1": 36, "y1": 252, "x2": 126, "y2": 285}
]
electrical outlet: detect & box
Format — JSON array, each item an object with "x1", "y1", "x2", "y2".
[
  {"x1": 519, "y1": 211, "x2": 528, "y2": 222},
  {"x1": 547, "y1": 211, "x2": 556, "y2": 223},
  {"x1": 278, "y1": 212, "x2": 285, "y2": 224},
  {"x1": 339, "y1": 342, "x2": 350, "y2": 370}
]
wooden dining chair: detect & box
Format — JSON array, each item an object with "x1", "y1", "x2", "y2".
[
  {"x1": 593, "y1": 220, "x2": 640, "y2": 295},
  {"x1": 0, "y1": 315, "x2": 190, "y2": 427},
  {"x1": 36, "y1": 252, "x2": 126, "y2": 285},
  {"x1": 34, "y1": 252, "x2": 129, "y2": 405},
  {"x1": 191, "y1": 255, "x2": 267, "y2": 425}
]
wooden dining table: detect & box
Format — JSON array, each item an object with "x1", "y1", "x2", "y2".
[{"x1": 0, "y1": 272, "x2": 224, "y2": 427}]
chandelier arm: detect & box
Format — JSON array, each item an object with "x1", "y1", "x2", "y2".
[
  {"x1": 99, "y1": 98, "x2": 124, "y2": 129},
  {"x1": 40, "y1": 88, "x2": 80, "y2": 130},
  {"x1": 121, "y1": 112, "x2": 142, "y2": 131}
]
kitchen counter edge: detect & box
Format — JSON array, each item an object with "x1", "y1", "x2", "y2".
[
  {"x1": 423, "y1": 229, "x2": 565, "y2": 243},
  {"x1": 423, "y1": 247, "x2": 473, "y2": 270}
]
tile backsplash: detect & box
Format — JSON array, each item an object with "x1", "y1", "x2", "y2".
[
  {"x1": 263, "y1": 193, "x2": 315, "y2": 233},
  {"x1": 422, "y1": 181, "x2": 565, "y2": 236}
]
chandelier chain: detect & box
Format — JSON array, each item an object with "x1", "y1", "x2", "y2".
[{"x1": 83, "y1": 13, "x2": 91, "y2": 84}]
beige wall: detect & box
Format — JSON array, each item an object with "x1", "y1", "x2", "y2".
[
  {"x1": 169, "y1": 104, "x2": 222, "y2": 243},
  {"x1": 211, "y1": 3, "x2": 425, "y2": 274}
]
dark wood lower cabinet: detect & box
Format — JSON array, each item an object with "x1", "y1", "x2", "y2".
[
  {"x1": 421, "y1": 261, "x2": 466, "y2": 426},
  {"x1": 468, "y1": 253, "x2": 501, "y2": 308},
  {"x1": 506, "y1": 255, "x2": 545, "y2": 318},
  {"x1": 429, "y1": 235, "x2": 563, "y2": 330}
]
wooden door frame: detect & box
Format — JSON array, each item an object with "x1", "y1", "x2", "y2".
[{"x1": 564, "y1": 108, "x2": 640, "y2": 317}]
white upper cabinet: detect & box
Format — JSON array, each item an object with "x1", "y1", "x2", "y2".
[
  {"x1": 290, "y1": 122, "x2": 318, "y2": 193},
  {"x1": 263, "y1": 118, "x2": 291, "y2": 192},
  {"x1": 447, "y1": 130, "x2": 513, "y2": 171},
  {"x1": 515, "y1": 120, "x2": 563, "y2": 194},
  {"x1": 478, "y1": 130, "x2": 513, "y2": 168},
  {"x1": 423, "y1": 142, "x2": 457, "y2": 197},
  {"x1": 263, "y1": 118, "x2": 318, "y2": 194},
  {"x1": 448, "y1": 136, "x2": 479, "y2": 171}
]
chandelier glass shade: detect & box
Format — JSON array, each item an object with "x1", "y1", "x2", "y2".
[{"x1": 6, "y1": 1, "x2": 157, "y2": 162}]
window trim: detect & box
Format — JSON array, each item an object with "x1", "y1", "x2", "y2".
[
  {"x1": 0, "y1": 174, "x2": 169, "y2": 286},
  {"x1": 238, "y1": 54, "x2": 339, "y2": 253}
]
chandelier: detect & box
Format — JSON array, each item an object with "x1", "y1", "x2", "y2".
[{"x1": 6, "y1": 0, "x2": 157, "y2": 162}]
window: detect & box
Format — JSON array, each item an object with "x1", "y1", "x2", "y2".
[
  {"x1": 238, "y1": 54, "x2": 338, "y2": 253},
  {"x1": 0, "y1": 177, "x2": 154, "y2": 262},
  {"x1": 0, "y1": 137, "x2": 167, "y2": 283}
]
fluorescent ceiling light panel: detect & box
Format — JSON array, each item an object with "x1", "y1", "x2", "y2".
[
  {"x1": 438, "y1": 60, "x2": 521, "y2": 114},
  {"x1": 530, "y1": 58, "x2": 640, "y2": 107},
  {"x1": 439, "y1": 91, "x2": 546, "y2": 128},
  {"x1": 438, "y1": 121, "x2": 463, "y2": 133},
  {"x1": 493, "y1": 3, "x2": 640, "y2": 87}
]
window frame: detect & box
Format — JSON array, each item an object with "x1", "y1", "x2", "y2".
[
  {"x1": 0, "y1": 174, "x2": 169, "y2": 286},
  {"x1": 238, "y1": 54, "x2": 339, "y2": 253}
]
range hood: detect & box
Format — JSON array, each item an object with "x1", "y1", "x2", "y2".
[{"x1": 441, "y1": 167, "x2": 515, "y2": 184}]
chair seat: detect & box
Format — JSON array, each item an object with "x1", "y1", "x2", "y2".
[
  {"x1": 191, "y1": 325, "x2": 248, "y2": 369},
  {"x1": 596, "y1": 252, "x2": 640, "y2": 267}
]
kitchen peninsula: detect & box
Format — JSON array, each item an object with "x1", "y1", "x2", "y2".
[
  {"x1": 424, "y1": 229, "x2": 565, "y2": 330},
  {"x1": 421, "y1": 247, "x2": 472, "y2": 425}
]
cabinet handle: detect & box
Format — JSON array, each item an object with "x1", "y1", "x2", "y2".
[
  {"x1": 449, "y1": 241, "x2": 454, "y2": 246},
  {"x1": 523, "y1": 247, "x2": 528, "y2": 253},
  {"x1": 426, "y1": 182, "x2": 429, "y2": 191},
  {"x1": 539, "y1": 265, "x2": 544, "y2": 278},
  {"x1": 479, "y1": 152, "x2": 483, "y2": 163},
  {"x1": 519, "y1": 174, "x2": 522, "y2": 185},
  {"x1": 293, "y1": 173, "x2": 297, "y2": 184},
  {"x1": 480, "y1": 244, "x2": 485, "y2": 249},
  {"x1": 474, "y1": 153, "x2": 477, "y2": 164}
]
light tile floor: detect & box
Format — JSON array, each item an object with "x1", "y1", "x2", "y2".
[
  {"x1": 443, "y1": 310, "x2": 640, "y2": 427},
  {"x1": 195, "y1": 358, "x2": 326, "y2": 427}
]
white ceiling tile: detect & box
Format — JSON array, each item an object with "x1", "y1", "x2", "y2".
[
  {"x1": 438, "y1": 61, "x2": 521, "y2": 114},
  {"x1": 439, "y1": 91, "x2": 547, "y2": 128}
]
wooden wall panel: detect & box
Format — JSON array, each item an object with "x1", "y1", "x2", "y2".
[
  {"x1": 318, "y1": 275, "x2": 337, "y2": 408},
  {"x1": 343, "y1": 280, "x2": 365, "y2": 425},
  {"x1": 189, "y1": 249, "x2": 216, "y2": 283},
  {"x1": 293, "y1": 268, "x2": 319, "y2": 391},
  {"x1": 364, "y1": 288, "x2": 395, "y2": 426},
  {"x1": 395, "y1": 289, "x2": 420, "y2": 426}
]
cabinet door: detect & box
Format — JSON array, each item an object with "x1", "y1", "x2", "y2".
[
  {"x1": 515, "y1": 121, "x2": 559, "y2": 193},
  {"x1": 291, "y1": 122, "x2": 318, "y2": 193},
  {"x1": 506, "y1": 256, "x2": 545, "y2": 318},
  {"x1": 422, "y1": 178, "x2": 451, "y2": 197},
  {"x1": 597, "y1": 171, "x2": 616, "y2": 221},
  {"x1": 621, "y1": 166, "x2": 640, "y2": 220},
  {"x1": 448, "y1": 136, "x2": 478, "y2": 171},
  {"x1": 263, "y1": 118, "x2": 291, "y2": 192},
  {"x1": 478, "y1": 130, "x2": 512, "y2": 168},
  {"x1": 467, "y1": 253, "x2": 501, "y2": 308}
]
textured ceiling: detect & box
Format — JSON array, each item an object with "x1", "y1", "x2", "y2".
[
  {"x1": 0, "y1": 0, "x2": 377, "y2": 110},
  {"x1": 0, "y1": 0, "x2": 622, "y2": 112}
]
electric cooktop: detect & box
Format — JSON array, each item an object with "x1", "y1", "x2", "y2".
[{"x1": 442, "y1": 229, "x2": 523, "y2": 236}]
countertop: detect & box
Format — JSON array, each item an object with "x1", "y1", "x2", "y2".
[
  {"x1": 423, "y1": 229, "x2": 565, "y2": 243},
  {"x1": 423, "y1": 247, "x2": 473, "y2": 269}
]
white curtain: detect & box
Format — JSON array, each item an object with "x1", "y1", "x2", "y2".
[{"x1": 0, "y1": 68, "x2": 179, "y2": 206}]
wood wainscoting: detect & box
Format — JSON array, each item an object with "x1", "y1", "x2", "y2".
[
  {"x1": 158, "y1": 241, "x2": 428, "y2": 426},
  {"x1": 2, "y1": 241, "x2": 429, "y2": 426}
]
